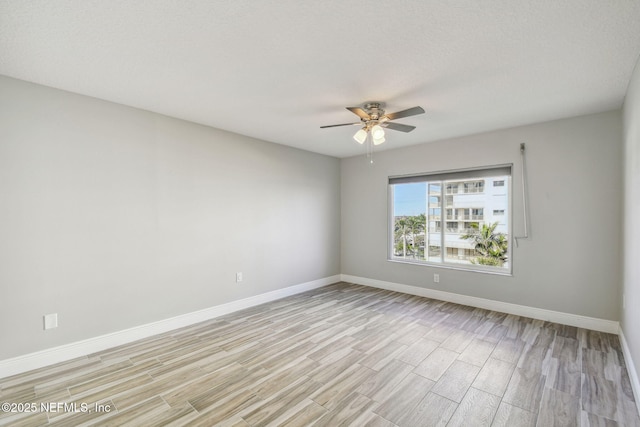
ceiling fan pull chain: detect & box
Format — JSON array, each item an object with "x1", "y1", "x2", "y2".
[{"x1": 367, "y1": 134, "x2": 374, "y2": 164}]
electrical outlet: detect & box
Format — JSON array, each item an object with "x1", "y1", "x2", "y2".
[
  {"x1": 236, "y1": 272, "x2": 243, "y2": 283},
  {"x1": 44, "y1": 313, "x2": 58, "y2": 330},
  {"x1": 434, "y1": 274, "x2": 440, "y2": 283}
]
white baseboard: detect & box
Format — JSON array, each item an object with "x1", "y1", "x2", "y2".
[
  {"x1": 0, "y1": 275, "x2": 339, "y2": 379},
  {"x1": 341, "y1": 274, "x2": 619, "y2": 334},
  {"x1": 619, "y1": 327, "x2": 640, "y2": 417}
]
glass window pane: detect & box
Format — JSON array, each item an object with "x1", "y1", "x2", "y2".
[{"x1": 392, "y1": 182, "x2": 427, "y2": 261}]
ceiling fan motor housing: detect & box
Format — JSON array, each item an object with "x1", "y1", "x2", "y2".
[{"x1": 364, "y1": 102, "x2": 384, "y2": 121}]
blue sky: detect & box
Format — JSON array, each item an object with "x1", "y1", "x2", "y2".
[{"x1": 393, "y1": 183, "x2": 427, "y2": 216}]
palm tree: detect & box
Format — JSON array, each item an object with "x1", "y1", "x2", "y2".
[
  {"x1": 461, "y1": 222, "x2": 508, "y2": 266},
  {"x1": 407, "y1": 213, "x2": 426, "y2": 259},
  {"x1": 394, "y1": 217, "x2": 411, "y2": 257}
]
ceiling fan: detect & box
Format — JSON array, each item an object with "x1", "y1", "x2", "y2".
[{"x1": 320, "y1": 102, "x2": 425, "y2": 145}]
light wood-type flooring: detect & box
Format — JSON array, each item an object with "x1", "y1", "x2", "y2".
[{"x1": 1, "y1": 282, "x2": 639, "y2": 426}]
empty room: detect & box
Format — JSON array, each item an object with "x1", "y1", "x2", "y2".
[{"x1": 2, "y1": 1, "x2": 640, "y2": 426}]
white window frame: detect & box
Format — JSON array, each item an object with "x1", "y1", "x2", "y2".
[{"x1": 388, "y1": 165, "x2": 513, "y2": 275}]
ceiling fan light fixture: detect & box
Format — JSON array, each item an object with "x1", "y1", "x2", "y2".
[
  {"x1": 353, "y1": 128, "x2": 367, "y2": 144},
  {"x1": 321, "y1": 103, "x2": 425, "y2": 153},
  {"x1": 371, "y1": 124, "x2": 385, "y2": 139}
]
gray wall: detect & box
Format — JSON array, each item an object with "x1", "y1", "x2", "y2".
[
  {"x1": 341, "y1": 110, "x2": 622, "y2": 320},
  {"x1": 0, "y1": 76, "x2": 341, "y2": 360},
  {"x1": 622, "y1": 56, "x2": 640, "y2": 376}
]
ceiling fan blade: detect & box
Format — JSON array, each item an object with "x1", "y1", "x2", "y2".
[
  {"x1": 346, "y1": 107, "x2": 371, "y2": 120},
  {"x1": 383, "y1": 106, "x2": 425, "y2": 121},
  {"x1": 320, "y1": 122, "x2": 361, "y2": 129},
  {"x1": 381, "y1": 122, "x2": 416, "y2": 133}
]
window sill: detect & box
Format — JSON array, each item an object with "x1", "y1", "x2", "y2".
[{"x1": 387, "y1": 258, "x2": 513, "y2": 277}]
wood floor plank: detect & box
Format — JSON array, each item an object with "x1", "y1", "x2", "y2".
[
  {"x1": 310, "y1": 364, "x2": 376, "y2": 410},
  {"x1": 250, "y1": 357, "x2": 319, "y2": 400},
  {"x1": 447, "y1": 387, "x2": 501, "y2": 427},
  {"x1": 440, "y1": 328, "x2": 475, "y2": 353},
  {"x1": 359, "y1": 339, "x2": 408, "y2": 371},
  {"x1": 501, "y1": 315, "x2": 529, "y2": 340},
  {"x1": 615, "y1": 397, "x2": 640, "y2": 427},
  {"x1": 1, "y1": 357, "x2": 103, "y2": 391},
  {"x1": 502, "y1": 367, "x2": 546, "y2": 413},
  {"x1": 413, "y1": 347, "x2": 460, "y2": 381},
  {"x1": 396, "y1": 337, "x2": 439, "y2": 366},
  {"x1": 359, "y1": 413, "x2": 399, "y2": 427},
  {"x1": 618, "y1": 364, "x2": 636, "y2": 403},
  {"x1": 516, "y1": 343, "x2": 552, "y2": 374},
  {"x1": 1, "y1": 282, "x2": 638, "y2": 426},
  {"x1": 546, "y1": 354, "x2": 581, "y2": 397},
  {"x1": 431, "y1": 360, "x2": 480, "y2": 403},
  {"x1": 0, "y1": 412, "x2": 49, "y2": 427},
  {"x1": 475, "y1": 321, "x2": 508, "y2": 343},
  {"x1": 161, "y1": 362, "x2": 246, "y2": 407},
  {"x1": 110, "y1": 364, "x2": 203, "y2": 410},
  {"x1": 537, "y1": 387, "x2": 580, "y2": 427},
  {"x1": 373, "y1": 373, "x2": 435, "y2": 425},
  {"x1": 184, "y1": 390, "x2": 261, "y2": 427},
  {"x1": 127, "y1": 402, "x2": 200, "y2": 426},
  {"x1": 307, "y1": 347, "x2": 365, "y2": 383},
  {"x1": 491, "y1": 401, "x2": 537, "y2": 427},
  {"x1": 95, "y1": 395, "x2": 170, "y2": 426},
  {"x1": 68, "y1": 372, "x2": 155, "y2": 407},
  {"x1": 472, "y1": 357, "x2": 516, "y2": 397},
  {"x1": 312, "y1": 392, "x2": 375, "y2": 427},
  {"x1": 423, "y1": 324, "x2": 456, "y2": 343},
  {"x1": 32, "y1": 359, "x2": 133, "y2": 396},
  {"x1": 72, "y1": 359, "x2": 157, "y2": 388},
  {"x1": 188, "y1": 366, "x2": 269, "y2": 413},
  {"x1": 396, "y1": 391, "x2": 458, "y2": 427},
  {"x1": 580, "y1": 410, "x2": 620, "y2": 427},
  {"x1": 458, "y1": 338, "x2": 497, "y2": 367},
  {"x1": 242, "y1": 377, "x2": 323, "y2": 426},
  {"x1": 394, "y1": 322, "x2": 431, "y2": 345},
  {"x1": 553, "y1": 336, "x2": 580, "y2": 363},
  {"x1": 491, "y1": 337, "x2": 525, "y2": 364},
  {"x1": 259, "y1": 341, "x2": 317, "y2": 372},
  {"x1": 276, "y1": 399, "x2": 327, "y2": 427},
  {"x1": 582, "y1": 374, "x2": 620, "y2": 421},
  {"x1": 356, "y1": 359, "x2": 414, "y2": 402},
  {"x1": 307, "y1": 335, "x2": 356, "y2": 362}
]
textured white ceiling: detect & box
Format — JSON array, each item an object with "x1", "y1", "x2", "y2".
[{"x1": 1, "y1": 1, "x2": 640, "y2": 158}]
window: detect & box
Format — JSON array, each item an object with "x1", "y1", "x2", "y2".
[
  {"x1": 389, "y1": 166, "x2": 511, "y2": 272},
  {"x1": 446, "y1": 222, "x2": 458, "y2": 232},
  {"x1": 463, "y1": 181, "x2": 484, "y2": 193},
  {"x1": 445, "y1": 196, "x2": 453, "y2": 207},
  {"x1": 471, "y1": 208, "x2": 484, "y2": 219}
]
